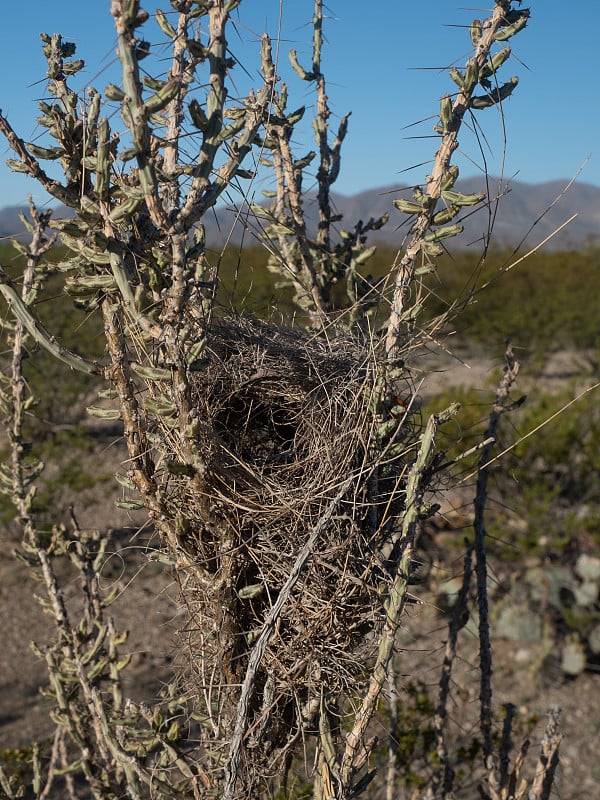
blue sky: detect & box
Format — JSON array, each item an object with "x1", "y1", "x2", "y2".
[{"x1": 0, "y1": 1, "x2": 597, "y2": 209}]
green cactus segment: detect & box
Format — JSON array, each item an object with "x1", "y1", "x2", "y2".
[
  {"x1": 393, "y1": 198, "x2": 427, "y2": 215},
  {"x1": 95, "y1": 118, "x2": 111, "y2": 201},
  {"x1": 431, "y1": 204, "x2": 462, "y2": 226},
  {"x1": 423, "y1": 223, "x2": 463, "y2": 242},
  {"x1": 441, "y1": 165, "x2": 459, "y2": 191},
  {"x1": 86, "y1": 406, "x2": 122, "y2": 420},
  {"x1": 470, "y1": 18, "x2": 483, "y2": 47},
  {"x1": 441, "y1": 189, "x2": 485, "y2": 207},
  {"x1": 494, "y1": 9, "x2": 530, "y2": 41},
  {"x1": 480, "y1": 46, "x2": 512, "y2": 82},
  {"x1": 143, "y1": 79, "x2": 181, "y2": 116},
  {"x1": 155, "y1": 8, "x2": 177, "y2": 38},
  {"x1": 26, "y1": 143, "x2": 63, "y2": 160},
  {"x1": 471, "y1": 76, "x2": 519, "y2": 110},
  {"x1": 0, "y1": 265, "x2": 101, "y2": 375},
  {"x1": 130, "y1": 363, "x2": 173, "y2": 382}
]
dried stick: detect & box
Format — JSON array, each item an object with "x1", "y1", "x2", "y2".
[
  {"x1": 426, "y1": 543, "x2": 474, "y2": 799},
  {"x1": 473, "y1": 341, "x2": 519, "y2": 788}
]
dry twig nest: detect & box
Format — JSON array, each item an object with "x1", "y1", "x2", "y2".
[{"x1": 147, "y1": 315, "x2": 420, "y2": 763}]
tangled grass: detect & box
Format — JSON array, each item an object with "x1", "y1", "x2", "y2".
[{"x1": 138, "y1": 315, "x2": 421, "y2": 778}]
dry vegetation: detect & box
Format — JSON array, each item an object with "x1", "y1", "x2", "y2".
[{"x1": 1, "y1": 1, "x2": 596, "y2": 798}]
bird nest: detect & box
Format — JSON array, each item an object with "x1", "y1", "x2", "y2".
[{"x1": 145, "y1": 315, "x2": 420, "y2": 764}]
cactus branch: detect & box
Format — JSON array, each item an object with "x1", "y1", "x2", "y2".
[
  {"x1": 385, "y1": 1, "x2": 522, "y2": 359},
  {"x1": 428, "y1": 543, "x2": 474, "y2": 797},
  {"x1": 111, "y1": 0, "x2": 167, "y2": 230},
  {"x1": 340, "y1": 403, "x2": 459, "y2": 787},
  {"x1": 179, "y1": 1, "x2": 231, "y2": 223},
  {"x1": 474, "y1": 340, "x2": 520, "y2": 785},
  {"x1": 0, "y1": 265, "x2": 102, "y2": 375},
  {"x1": 101, "y1": 301, "x2": 158, "y2": 502},
  {"x1": 8, "y1": 201, "x2": 51, "y2": 532},
  {"x1": 0, "y1": 111, "x2": 75, "y2": 206},
  {"x1": 161, "y1": 11, "x2": 194, "y2": 216}
]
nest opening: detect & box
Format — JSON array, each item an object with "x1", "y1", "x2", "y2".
[{"x1": 213, "y1": 386, "x2": 302, "y2": 472}]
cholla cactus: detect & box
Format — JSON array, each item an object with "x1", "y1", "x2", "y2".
[
  {"x1": 385, "y1": 2, "x2": 530, "y2": 359},
  {"x1": 0, "y1": 3, "x2": 561, "y2": 800},
  {"x1": 251, "y1": 0, "x2": 388, "y2": 327}
]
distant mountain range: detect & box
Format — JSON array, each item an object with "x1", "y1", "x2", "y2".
[{"x1": 1, "y1": 177, "x2": 598, "y2": 250}]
